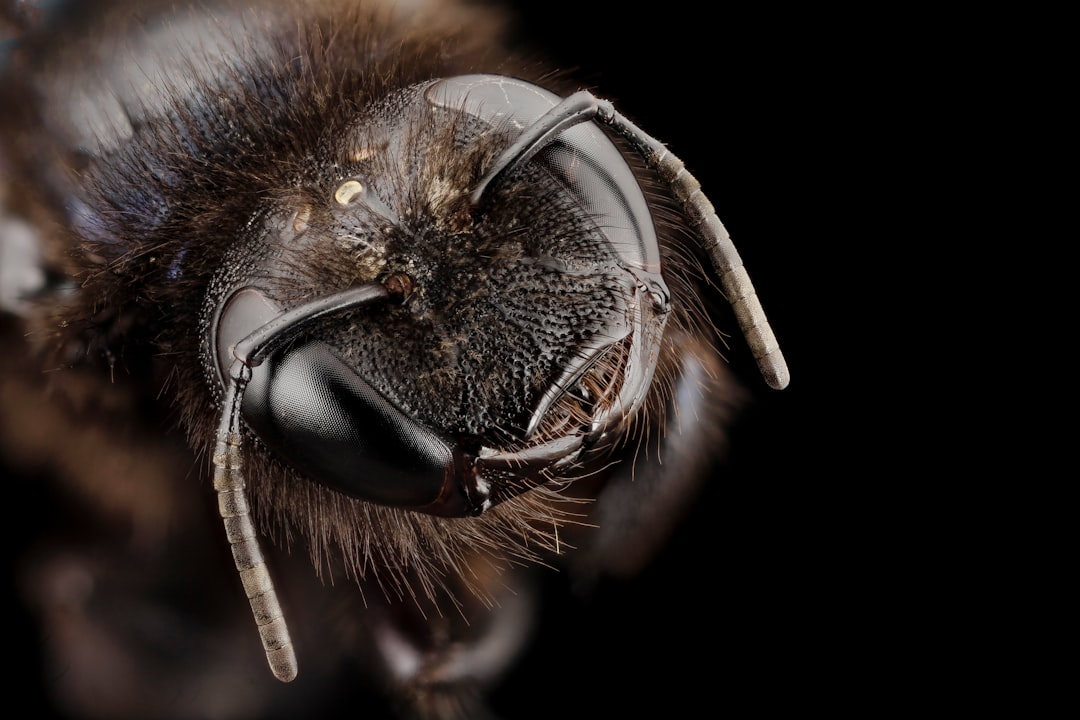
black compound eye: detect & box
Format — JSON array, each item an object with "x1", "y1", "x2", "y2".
[{"x1": 212, "y1": 286, "x2": 471, "y2": 515}]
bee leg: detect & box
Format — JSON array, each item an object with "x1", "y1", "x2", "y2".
[
  {"x1": 360, "y1": 564, "x2": 537, "y2": 720},
  {"x1": 568, "y1": 329, "x2": 745, "y2": 582}
]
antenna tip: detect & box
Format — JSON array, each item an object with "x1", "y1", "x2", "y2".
[
  {"x1": 268, "y1": 646, "x2": 299, "y2": 682},
  {"x1": 761, "y1": 357, "x2": 791, "y2": 390}
]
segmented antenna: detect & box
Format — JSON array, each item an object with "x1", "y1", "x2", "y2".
[
  {"x1": 212, "y1": 282, "x2": 394, "y2": 682},
  {"x1": 473, "y1": 91, "x2": 790, "y2": 390},
  {"x1": 213, "y1": 364, "x2": 297, "y2": 681}
]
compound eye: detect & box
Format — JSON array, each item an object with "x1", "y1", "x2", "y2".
[
  {"x1": 426, "y1": 75, "x2": 668, "y2": 301},
  {"x1": 213, "y1": 287, "x2": 462, "y2": 511}
]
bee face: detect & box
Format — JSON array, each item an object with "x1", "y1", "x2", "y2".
[
  {"x1": 205, "y1": 74, "x2": 674, "y2": 520},
  {"x1": 2, "y1": 0, "x2": 787, "y2": 716}
]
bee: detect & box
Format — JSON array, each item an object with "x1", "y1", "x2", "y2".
[{"x1": 1, "y1": 0, "x2": 788, "y2": 718}]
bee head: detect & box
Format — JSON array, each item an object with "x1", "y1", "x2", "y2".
[{"x1": 205, "y1": 75, "x2": 671, "y2": 517}]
